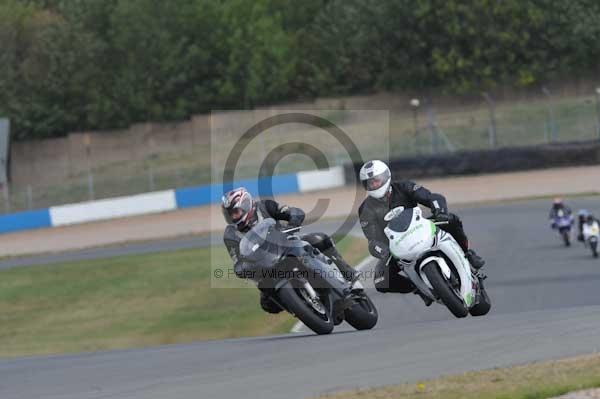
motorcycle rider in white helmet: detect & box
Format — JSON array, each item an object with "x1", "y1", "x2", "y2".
[{"x1": 357, "y1": 160, "x2": 485, "y2": 301}]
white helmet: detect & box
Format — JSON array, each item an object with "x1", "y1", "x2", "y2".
[{"x1": 359, "y1": 160, "x2": 391, "y2": 199}]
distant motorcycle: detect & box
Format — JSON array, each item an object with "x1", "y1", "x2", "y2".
[
  {"x1": 239, "y1": 218, "x2": 378, "y2": 335},
  {"x1": 582, "y1": 218, "x2": 600, "y2": 258},
  {"x1": 551, "y1": 209, "x2": 574, "y2": 247},
  {"x1": 383, "y1": 206, "x2": 491, "y2": 318},
  {"x1": 577, "y1": 209, "x2": 590, "y2": 242}
]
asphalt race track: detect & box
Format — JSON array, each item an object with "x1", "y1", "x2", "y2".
[
  {"x1": 2, "y1": 197, "x2": 600, "y2": 399},
  {"x1": 0, "y1": 220, "x2": 361, "y2": 270}
]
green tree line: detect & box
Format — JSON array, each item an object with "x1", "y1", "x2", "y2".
[{"x1": 1, "y1": 0, "x2": 599, "y2": 140}]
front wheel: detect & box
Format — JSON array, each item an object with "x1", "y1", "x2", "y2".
[
  {"x1": 344, "y1": 293, "x2": 378, "y2": 330},
  {"x1": 278, "y1": 281, "x2": 334, "y2": 335},
  {"x1": 469, "y1": 283, "x2": 491, "y2": 317},
  {"x1": 422, "y1": 262, "x2": 468, "y2": 318},
  {"x1": 562, "y1": 230, "x2": 571, "y2": 246},
  {"x1": 591, "y1": 239, "x2": 598, "y2": 258}
]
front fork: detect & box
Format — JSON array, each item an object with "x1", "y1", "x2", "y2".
[{"x1": 301, "y1": 280, "x2": 319, "y2": 301}]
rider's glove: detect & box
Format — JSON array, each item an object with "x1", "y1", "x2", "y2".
[
  {"x1": 368, "y1": 240, "x2": 390, "y2": 260},
  {"x1": 233, "y1": 260, "x2": 256, "y2": 279},
  {"x1": 432, "y1": 209, "x2": 450, "y2": 223},
  {"x1": 287, "y1": 207, "x2": 305, "y2": 227}
]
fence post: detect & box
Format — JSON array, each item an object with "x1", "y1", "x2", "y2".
[
  {"x1": 595, "y1": 87, "x2": 600, "y2": 140},
  {"x1": 410, "y1": 98, "x2": 421, "y2": 154},
  {"x1": 148, "y1": 165, "x2": 155, "y2": 191},
  {"x1": 426, "y1": 100, "x2": 438, "y2": 154},
  {"x1": 27, "y1": 185, "x2": 33, "y2": 209},
  {"x1": 3, "y1": 183, "x2": 10, "y2": 213},
  {"x1": 542, "y1": 87, "x2": 557, "y2": 142},
  {"x1": 481, "y1": 92, "x2": 498, "y2": 148},
  {"x1": 87, "y1": 172, "x2": 95, "y2": 201}
]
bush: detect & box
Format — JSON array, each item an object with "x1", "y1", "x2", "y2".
[{"x1": 0, "y1": 0, "x2": 599, "y2": 140}]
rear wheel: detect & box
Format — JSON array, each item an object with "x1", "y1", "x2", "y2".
[
  {"x1": 278, "y1": 281, "x2": 334, "y2": 335},
  {"x1": 422, "y1": 262, "x2": 468, "y2": 318},
  {"x1": 344, "y1": 293, "x2": 378, "y2": 330}
]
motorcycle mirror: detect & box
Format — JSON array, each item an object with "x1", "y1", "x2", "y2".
[{"x1": 384, "y1": 206, "x2": 405, "y2": 222}]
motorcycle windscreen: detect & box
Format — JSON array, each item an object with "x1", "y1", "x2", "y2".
[
  {"x1": 387, "y1": 208, "x2": 414, "y2": 233},
  {"x1": 239, "y1": 218, "x2": 288, "y2": 267}
]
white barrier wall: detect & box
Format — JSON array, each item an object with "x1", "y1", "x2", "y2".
[
  {"x1": 297, "y1": 166, "x2": 345, "y2": 192},
  {"x1": 50, "y1": 190, "x2": 177, "y2": 226},
  {"x1": 3, "y1": 168, "x2": 349, "y2": 234}
]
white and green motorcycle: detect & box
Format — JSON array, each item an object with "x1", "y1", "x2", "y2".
[{"x1": 383, "y1": 206, "x2": 491, "y2": 318}]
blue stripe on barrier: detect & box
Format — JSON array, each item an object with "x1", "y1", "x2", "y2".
[
  {"x1": 175, "y1": 173, "x2": 300, "y2": 209},
  {"x1": 0, "y1": 208, "x2": 52, "y2": 234},
  {"x1": 174, "y1": 185, "x2": 213, "y2": 208}
]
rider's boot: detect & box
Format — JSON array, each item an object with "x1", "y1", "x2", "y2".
[
  {"x1": 414, "y1": 291, "x2": 433, "y2": 306},
  {"x1": 466, "y1": 249, "x2": 485, "y2": 269},
  {"x1": 259, "y1": 291, "x2": 283, "y2": 314}
]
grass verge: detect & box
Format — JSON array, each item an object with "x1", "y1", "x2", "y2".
[
  {"x1": 0, "y1": 235, "x2": 367, "y2": 358},
  {"x1": 317, "y1": 354, "x2": 600, "y2": 399},
  {"x1": 334, "y1": 233, "x2": 368, "y2": 266}
]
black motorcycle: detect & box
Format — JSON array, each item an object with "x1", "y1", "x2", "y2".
[{"x1": 239, "y1": 218, "x2": 378, "y2": 335}]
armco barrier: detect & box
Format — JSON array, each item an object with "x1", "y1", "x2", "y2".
[
  {"x1": 0, "y1": 167, "x2": 345, "y2": 234},
  {"x1": 50, "y1": 190, "x2": 177, "y2": 226},
  {"x1": 344, "y1": 140, "x2": 600, "y2": 182},
  {"x1": 174, "y1": 173, "x2": 300, "y2": 209},
  {"x1": 0, "y1": 209, "x2": 51, "y2": 234},
  {"x1": 297, "y1": 167, "x2": 345, "y2": 192}
]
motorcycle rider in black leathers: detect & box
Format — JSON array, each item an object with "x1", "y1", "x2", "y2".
[
  {"x1": 222, "y1": 187, "x2": 358, "y2": 314},
  {"x1": 576, "y1": 209, "x2": 589, "y2": 242},
  {"x1": 357, "y1": 160, "x2": 485, "y2": 301}
]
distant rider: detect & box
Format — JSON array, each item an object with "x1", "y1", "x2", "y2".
[
  {"x1": 582, "y1": 213, "x2": 600, "y2": 241},
  {"x1": 577, "y1": 209, "x2": 590, "y2": 242},
  {"x1": 221, "y1": 187, "x2": 358, "y2": 314},
  {"x1": 548, "y1": 198, "x2": 572, "y2": 229},
  {"x1": 357, "y1": 160, "x2": 485, "y2": 300}
]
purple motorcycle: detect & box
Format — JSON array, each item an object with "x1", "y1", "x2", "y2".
[{"x1": 551, "y1": 210, "x2": 574, "y2": 247}]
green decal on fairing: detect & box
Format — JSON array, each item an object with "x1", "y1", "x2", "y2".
[
  {"x1": 465, "y1": 292, "x2": 474, "y2": 306},
  {"x1": 397, "y1": 224, "x2": 424, "y2": 242},
  {"x1": 429, "y1": 221, "x2": 436, "y2": 237}
]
